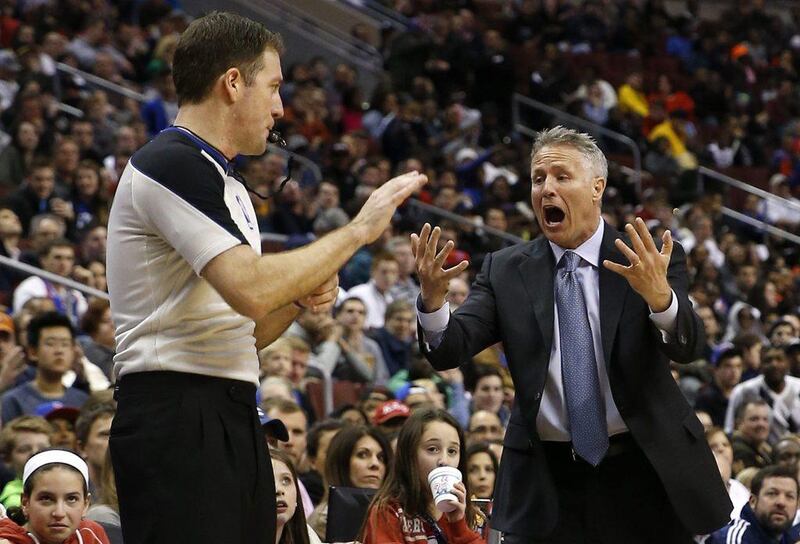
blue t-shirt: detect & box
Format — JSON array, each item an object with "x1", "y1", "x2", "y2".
[{"x1": 1, "y1": 382, "x2": 88, "y2": 423}]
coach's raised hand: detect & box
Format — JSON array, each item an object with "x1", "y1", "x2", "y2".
[
  {"x1": 602, "y1": 217, "x2": 674, "y2": 312},
  {"x1": 351, "y1": 171, "x2": 427, "y2": 244},
  {"x1": 412, "y1": 223, "x2": 469, "y2": 312}
]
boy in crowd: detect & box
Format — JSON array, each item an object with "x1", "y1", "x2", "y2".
[
  {"x1": 0, "y1": 415, "x2": 51, "y2": 508},
  {"x1": 1, "y1": 312, "x2": 88, "y2": 422}
]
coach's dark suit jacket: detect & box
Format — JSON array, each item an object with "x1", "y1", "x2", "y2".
[{"x1": 420, "y1": 223, "x2": 731, "y2": 538}]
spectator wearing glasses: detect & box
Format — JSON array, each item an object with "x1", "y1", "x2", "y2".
[{"x1": 467, "y1": 410, "x2": 504, "y2": 447}]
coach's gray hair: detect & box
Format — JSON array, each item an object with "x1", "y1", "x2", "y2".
[{"x1": 530, "y1": 126, "x2": 608, "y2": 180}]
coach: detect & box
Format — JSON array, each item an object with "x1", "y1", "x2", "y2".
[{"x1": 414, "y1": 127, "x2": 731, "y2": 543}]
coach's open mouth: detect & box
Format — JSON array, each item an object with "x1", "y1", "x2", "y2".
[{"x1": 543, "y1": 204, "x2": 566, "y2": 226}]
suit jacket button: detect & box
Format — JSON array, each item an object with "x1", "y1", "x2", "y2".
[
  {"x1": 679, "y1": 334, "x2": 687, "y2": 343},
  {"x1": 534, "y1": 392, "x2": 541, "y2": 400}
]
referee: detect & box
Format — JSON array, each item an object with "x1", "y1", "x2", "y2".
[{"x1": 105, "y1": 12, "x2": 426, "y2": 544}]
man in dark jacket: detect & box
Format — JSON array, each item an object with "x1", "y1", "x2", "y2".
[{"x1": 709, "y1": 465, "x2": 800, "y2": 544}]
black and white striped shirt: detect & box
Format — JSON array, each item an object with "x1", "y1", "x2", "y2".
[{"x1": 107, "y1": 126, "x2": 262, "y2": 384}]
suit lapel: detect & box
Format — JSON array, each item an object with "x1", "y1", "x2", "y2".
[
  {"x1": 599, "y1": 223, "x2": 629, "y2": 369},
  {"x1": 519, "y1": 238, "x2": 555, "y2": 355}
]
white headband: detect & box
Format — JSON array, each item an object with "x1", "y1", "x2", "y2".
[{"x1": 22, "y1": 450, "x2": 89, "y2": 488}]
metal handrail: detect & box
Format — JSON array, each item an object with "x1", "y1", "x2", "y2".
[
  {"x1": 237, "y1": 0, "x2": 383, "y2": 75},
  {"x1": 720, "y1": 207, "x2": 800, "y2": 245},
  {"x1": 269, "y1": 0, "x2": 383, "y2": 60},
  {"x1": 695, "y1": 167, "x2": 800, "y2": 246},
  {"x1": 0, "y1": 255, "x2": 109, "y2": 300},
  {"x1": 338, "y1": 0, "x2": 414, "y2": 31},
  {"x1": 512, "y1": 93, "x2": 642, "y2": 197},
  {"x1": 697, "y1": 166, "x2": 800, "y2": 213},
  {"x1": 55, "y1": 102, "x2": 84, "y2": 118},
  {"x1": 55, "y1": 62, "x2": 147, "y2": 103},
  {"x1": 407, "y1": 199, "x2": 524, "y2": 244}
]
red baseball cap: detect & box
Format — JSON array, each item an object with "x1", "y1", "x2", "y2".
[{"x1": 373, "y1": 400, "x2": 410, "y2": 425}]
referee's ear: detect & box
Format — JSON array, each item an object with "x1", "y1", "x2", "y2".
[{"x1": 221, "y1": 67, "x2": 243, "y2": 103}]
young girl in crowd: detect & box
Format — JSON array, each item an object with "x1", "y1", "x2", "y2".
[
  {"x1": 361, "y1": 408, "x2": 485, "y2": 544},
  {"x1": 0, "y1": 449, "x2": 109, "y2": 544},
  {"x1": 309, "y1": 425, "x2": 391, "y2": 538},
  {"x1": 271, "y1": 448, "x2": 312, "y2": 544}
]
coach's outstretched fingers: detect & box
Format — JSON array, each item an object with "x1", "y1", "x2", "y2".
[
  {"x1": 602, "y1": 217, "x2": 673, "y2": 312},
  {"x1": 412, "y1": 223, "x2": 469, "y2": 312}
]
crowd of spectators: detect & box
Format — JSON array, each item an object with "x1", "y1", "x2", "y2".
[{"x1": 0, "y1": 0, "x2": 799, "y2": 541}]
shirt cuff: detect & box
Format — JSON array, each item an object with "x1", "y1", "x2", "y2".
[
  {"x1": 416, "y1": 298, "x2": 451, "y2": 350},
  {"x1": 417, "y1": 300, "x2": 451, "y2": 330},
  {"x1": 649, "y1": 289, "x2": 678, "y2": 339}
]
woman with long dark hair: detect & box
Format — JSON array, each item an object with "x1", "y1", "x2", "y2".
[{"x1": 308, "y1": 425, "x2": 391, "y2": 538}]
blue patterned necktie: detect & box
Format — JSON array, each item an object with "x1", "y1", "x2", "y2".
[{"x1": 556, "y1": 251, "x2": 608, "y2": 466}]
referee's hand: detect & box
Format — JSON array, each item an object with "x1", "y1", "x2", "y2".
[
  {"x1": 351, "y1": 171, "x2": 427, "y2": 244},
  {"x1": 295, "y1": 273, "x2": 339, "y2": 313}
]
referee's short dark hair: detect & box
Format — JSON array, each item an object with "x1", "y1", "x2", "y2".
[
  {"x1": 28, "y1": 311, "x2": 75, "y2": 347},
  {"x1": 751, "y1": 465, "x2": 799, "y2": 497},
  {"x1": 172, "y1": 11, "x2": 284, "y2": 105}
]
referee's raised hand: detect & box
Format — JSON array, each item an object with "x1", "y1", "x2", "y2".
[{"x1": 350, "y1": 171, "x2": 427, "y2": 244}]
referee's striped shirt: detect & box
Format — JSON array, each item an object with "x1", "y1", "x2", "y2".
[{"x1": 107, "y1": 126, "x2": 263, "y2": 385}]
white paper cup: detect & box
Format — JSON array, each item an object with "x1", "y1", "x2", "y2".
[{"x1": 427, "y1": 466, "x2": 462, "y2": 513}]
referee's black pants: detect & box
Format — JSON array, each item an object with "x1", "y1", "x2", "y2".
[{"x1": 109, "y1": 371, "x2": 276, "y2": 544}]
